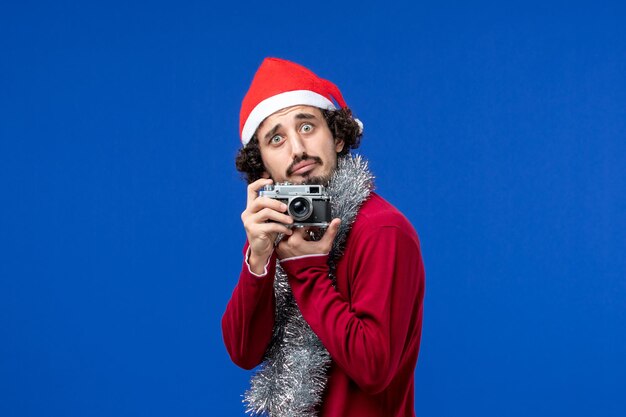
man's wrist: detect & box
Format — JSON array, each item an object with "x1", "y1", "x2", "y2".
[{"x1": 247, "y1": 248, "x2": 273, "y2": 276}]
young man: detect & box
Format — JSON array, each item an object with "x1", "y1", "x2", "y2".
[{"x1": 222, "y1": 57, "x2": 425, "y2": 417}]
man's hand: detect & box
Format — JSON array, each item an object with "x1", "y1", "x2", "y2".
[
  {"x1": 276, "y1": 218, "x2": 341, "y2": 260},
  {"x1": 241, "y1": 178, "x2": 294, "y2": 274}
]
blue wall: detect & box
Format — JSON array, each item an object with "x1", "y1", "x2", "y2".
[{"x1": 1, "y1": 1, "x2": 624, "y2": 416}]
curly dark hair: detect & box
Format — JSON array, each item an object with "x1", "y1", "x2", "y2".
[{"x1": 235, "y1": 107, "x2": 362, "y2": 183}]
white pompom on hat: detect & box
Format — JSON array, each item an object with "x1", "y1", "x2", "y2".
[{"x1": 239, "y1": 57, "x2": 362, "y2": 146}]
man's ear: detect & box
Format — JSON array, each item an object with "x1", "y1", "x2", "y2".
[{"x1": 335, "y1": 138, "x2": 345, "y2": 153}]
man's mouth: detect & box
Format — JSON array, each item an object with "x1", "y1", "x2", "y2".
[{"x1": 289, "y1": 160, "x2": 317, "y2": 176}]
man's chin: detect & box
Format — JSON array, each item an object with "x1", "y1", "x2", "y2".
[
  {"x1": 301, "y1": 174, "x2": 331, "y2": 186},
  {"x1": 279, "y1": 167, "x2": 334, "y2": 185},
  {"x1": 276, "y1": 174, "x2": 329, "y2": 186}
]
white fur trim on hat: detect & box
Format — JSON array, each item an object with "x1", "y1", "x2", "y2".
[
  {"x1": 354, "y1": 118, "x2": 364, "y2": 134},
  {"x1": 241, "y1": 90, "x2": 336, "y2": 145}
]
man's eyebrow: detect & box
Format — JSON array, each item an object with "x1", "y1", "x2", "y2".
[
  {"x1": 263, "y1": 123, "x2": 282, "y2": 141},
  {"x1": 295, "y1": 113, "x2": 318, "y2": 120}
]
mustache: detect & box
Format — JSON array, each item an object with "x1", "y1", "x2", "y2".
[{"x1": 286, "y1": 154, "x2": 323, "y2": 176}]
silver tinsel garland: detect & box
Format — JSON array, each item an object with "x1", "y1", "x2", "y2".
[{"x1": 244, "y1": 155, "x2": 375, "y2": 417}]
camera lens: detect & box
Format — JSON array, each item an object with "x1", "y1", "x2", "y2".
[{"x1": 288, "y1": 197, "x2": 312, "y2": 221}]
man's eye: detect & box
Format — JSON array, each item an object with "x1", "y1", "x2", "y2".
[
  {"x1": 300, "y1": 123, "x2": 313, "y2": 133},
  {"x1": 270, "y1": 135, "x2": 283, "y2": 144}
]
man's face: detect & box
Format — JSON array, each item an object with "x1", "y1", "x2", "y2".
[{"x1": 256, "y1": 105, "x2": 344, "y2": 184}]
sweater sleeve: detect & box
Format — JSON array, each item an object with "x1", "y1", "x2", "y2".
[
  {"x1": 221, "y1": 243, "x2": 277, "y2": 370},
  {"x1": 280, "y1": 225, "x2": 424, "y2": 394}
]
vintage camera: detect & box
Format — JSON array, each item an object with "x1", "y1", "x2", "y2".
[{"x1": 260, "y1": 183, "x2": 332, "y2": 228}]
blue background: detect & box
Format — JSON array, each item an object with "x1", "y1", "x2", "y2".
[{"x1": 1, "y1": 1, "x2": 625, "y2": 416}]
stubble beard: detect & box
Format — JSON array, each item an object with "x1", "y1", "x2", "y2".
[
  {"x1": 301, "y1": 173, "x2": 332, "y2": 186},
  {"x1": 284, "y1": 153, "x2": 336, "y2": 186}
]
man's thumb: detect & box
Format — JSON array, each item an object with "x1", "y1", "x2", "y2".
[{"x1": 323, "y1": 218, "x2": 341, "y2": 245}]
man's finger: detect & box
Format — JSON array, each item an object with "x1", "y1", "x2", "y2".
[
  {"x1": 247, "y1": 178, "x2": 273, "y2": 206},
  {"x1": 248, "y1": 207, "x2": 293, "y2": 226},
  {"x1": 320, "y1": 219, "x2": 341, "y2": 248},
  {"x1": 257, "y1": 223, "x2": 293, "y2": 237},
  {"x1": 249, "y1": 197, "x2": 288, "y2": 215}
]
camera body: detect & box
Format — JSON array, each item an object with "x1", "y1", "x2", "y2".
[{"x1": 260, "y1": 183, "x2": 332, "y2": 228}]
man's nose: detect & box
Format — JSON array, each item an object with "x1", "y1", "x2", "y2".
[{"x1": 287, "y1": 132, "x2": 306, "y2": 157}]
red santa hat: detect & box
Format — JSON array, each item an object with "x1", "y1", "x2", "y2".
[{"x1": 239, "y1": 57, "x2": 362, "y2": 145}]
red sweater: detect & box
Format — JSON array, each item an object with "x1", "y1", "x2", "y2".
[{"x1": 222, "y1": 193, "x2": 425, "y2": 417}]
